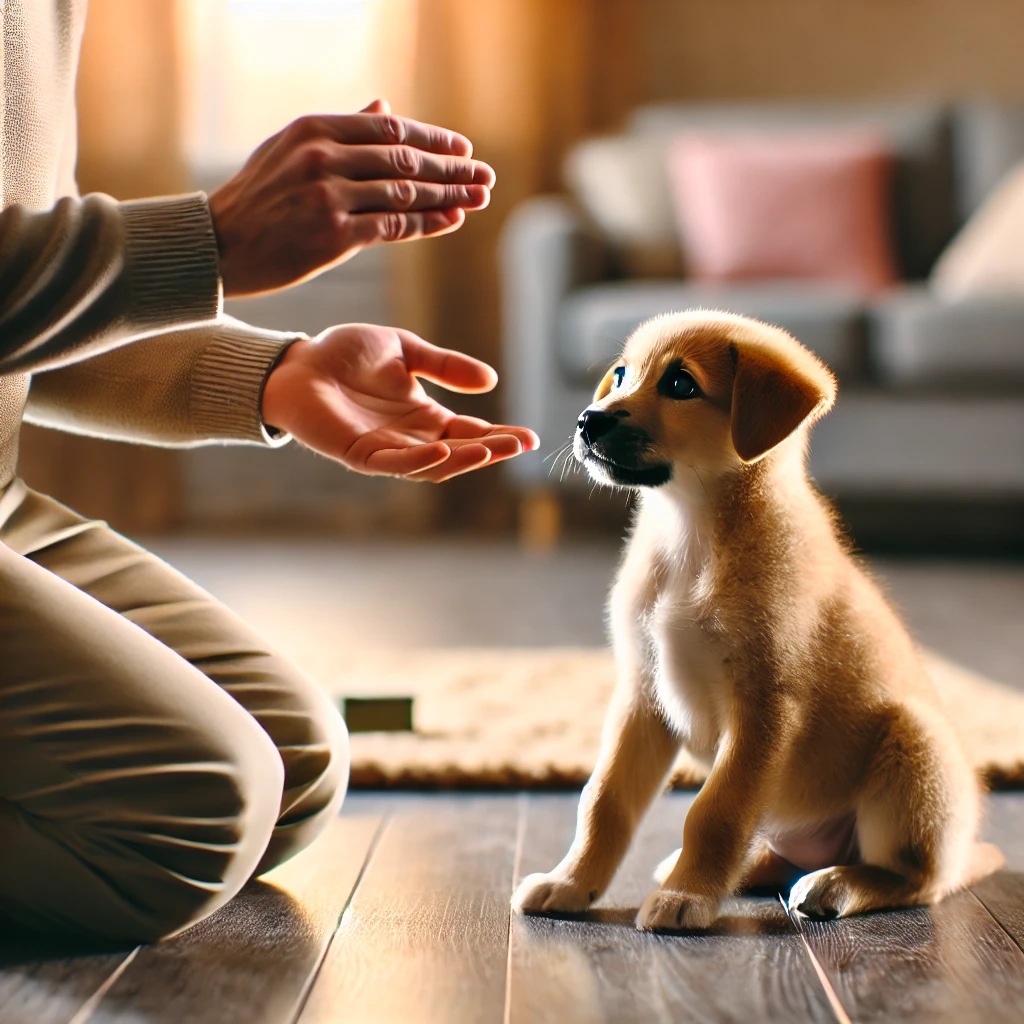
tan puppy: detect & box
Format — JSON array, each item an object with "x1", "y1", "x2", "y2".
[{"x1": 512, "y1": 310, "x2": 1002, "y2": 930}]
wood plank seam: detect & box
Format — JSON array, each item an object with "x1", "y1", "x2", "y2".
[
  {"x1": 66, "y1": 947, "x2": 141, "y2": 1024},
  {"x1": 502, "y1": 793, "x2": 528, "y2": 1024},
  {"x1": 782, "y1": 896, "x2": 853, "y2": 1024},
  {"x1": 969, "y1": 887, "x2": 1024, "y2": 959},
  {"x1": 297, "y1": 797, "x2": 522, "y2": 1021},
  {"x1": 288, "y1": 812, "x2": 391, "y2": 1024}
]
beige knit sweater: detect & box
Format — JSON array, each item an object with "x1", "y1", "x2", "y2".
[{"x1": 0, "y1": 0, "x2": 301, "y2": 493}]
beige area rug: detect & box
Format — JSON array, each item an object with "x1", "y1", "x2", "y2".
[{"x1": 328, "y1": 648, "x2": 1024, "y2": 790}]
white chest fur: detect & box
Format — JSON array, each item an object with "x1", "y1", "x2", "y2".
[
  {"x1": 629, "y1": 495, "x2": 728, "y2": 760},
  {"x1": 648, "y1": 569, "x2": 726, "y2": 760}
]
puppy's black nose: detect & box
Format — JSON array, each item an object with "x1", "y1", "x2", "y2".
[{"x1": 578, "y1": 409, "x2": 625, "y2": 445}]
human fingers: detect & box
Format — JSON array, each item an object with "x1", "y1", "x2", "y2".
[
  {"x1": 362, "y1": 441, "x2": 452, "y2": 476},
  {"x1": 443, "y1": 417, "x2": 540, "y2": 450},
  {"x1": 285, "y1": 112, "x2": 473, "y2": 156},
  {"x1": 346, "y1": 179, "x2": 490, "y2": 213},
  {"x1": 344, "y1": 208, "x2": 466, "y2": 249},
  {"x1": 327, "y1": 144, "x2": 495, "y2": 187},
  {"x1": 410, "y1": 437, "x2": 528, "y2": 483},
  {"x1": 409, "y1": 443, "x2": 492, "y2": 482},
  {"x1": 352, "y1": 430, "x2": 521, "y2": 477},
  {"x1": 489, "y1": 425, "x2": 541, "y2": 450},
  {"x1": 446, "y1": 434, "x2": 523, "y2": 458},
  {"x1": 359, "y1": 98, "x2": 391, "y2": 115},
  {"x1": 398, "y1": 333, "x2": 497, "y2": 393}
]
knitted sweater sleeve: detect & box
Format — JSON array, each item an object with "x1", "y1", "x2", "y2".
[
  {"x1": 2, "y1": 192, "x2": 302, "y2": 447},
  {"x1": 0, "y1": 191, "x2": 221, "y2": 375},
  {"x1": 24, "y1": 317, "x2": 302, "y2": 448}
]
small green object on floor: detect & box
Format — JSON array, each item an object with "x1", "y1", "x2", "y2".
[{"x1": 340, "y1": 696, "x2": 414, "y2": 733}]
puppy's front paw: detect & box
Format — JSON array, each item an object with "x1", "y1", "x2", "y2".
[
  {"x1": 512, "y1": 872, "x2": 596, "y2": 916},
  {"x1": 636, "y1": 888, "x2": 719, "y2": 932},
  {"x1": 788, "y1": 867, "x2": 846, "y2": 920}
]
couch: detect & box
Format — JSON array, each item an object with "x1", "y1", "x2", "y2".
[{"x1": 499, "y1": 101, "x2": 1024, "y2": 532}]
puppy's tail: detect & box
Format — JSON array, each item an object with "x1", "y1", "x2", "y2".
[{"x1": 963, "y1": 842, "x2": 1005, "y2": 886}]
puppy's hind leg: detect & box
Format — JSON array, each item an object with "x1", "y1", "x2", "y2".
[
  {"x1": 740, "y1": 842, "x2": 803, "y2": 895},
  {"x1": 790, "y1": 711, "x2": 985, "y2": 921},
  {"x1": 656, "y1": 841, "x2": 799, "y2": 895}
]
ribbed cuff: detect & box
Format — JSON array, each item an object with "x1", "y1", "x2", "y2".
[
  {"x1": 190, "y1": 323, "x2": 304, "y2": 446},
  {"x1": 121, "y1": 193, "x2": 222, "y2": 332}
]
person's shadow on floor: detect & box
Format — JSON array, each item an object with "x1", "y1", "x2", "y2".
[{"x1": 0, "y1": 879, "x2": 324, "y2": 1023}]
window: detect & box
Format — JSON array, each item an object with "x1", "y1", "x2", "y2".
[{"x1": 181, "y1": 0, "x2": 418, "y2": 171}]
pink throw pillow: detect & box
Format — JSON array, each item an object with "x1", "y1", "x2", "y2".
[{"x1": 666, "y1": 133, "x2": 899, "y2": 290}]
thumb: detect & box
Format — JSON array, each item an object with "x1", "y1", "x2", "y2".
[{"x1": 360, "y1": 98, "x2": 391, "y2": 115}]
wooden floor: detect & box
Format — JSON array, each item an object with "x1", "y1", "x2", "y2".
[
  {"x1": 141, "y1": 539, "x2": 1024, "y2": 694},
  {"x1": 4, "y1": 544, "x2": 1020, "y2": 1021},
  {"x1": 3, "y1": 791, "x2": 1024, "y2": 1023}
]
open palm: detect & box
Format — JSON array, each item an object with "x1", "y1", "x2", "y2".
[{"x1": 261, "y1": 324, "x2": 538, "y2": 482}]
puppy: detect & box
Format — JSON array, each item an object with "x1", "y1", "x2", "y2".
[{"x1": 512, "y1": 310, "x2": 1002, "y2": 930}]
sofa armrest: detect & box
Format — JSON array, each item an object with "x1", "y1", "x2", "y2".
[
  {"x1": 869, "y1": 286, "x2": 1024, "y2": 390},
  {"x1": 499, "y1": 197, "x2": 607, "y2": 442}
]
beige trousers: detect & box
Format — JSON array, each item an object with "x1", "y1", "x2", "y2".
[{"x1": 0, "y1": 479, "x2": 349, "y2": 943}]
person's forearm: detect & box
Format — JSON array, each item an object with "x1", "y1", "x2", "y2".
[
  {"x1": 0, "y1": 192, "x2": 221, "y2": 376},
  {"x1": 25, "y1": 318, "x2": 301, "y2": 448}
]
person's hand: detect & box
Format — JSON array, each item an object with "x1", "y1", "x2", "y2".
[
  {"x1": 261, "y1": 324, "x2": 539, "y2": 482},
  {"x1": 209, "y1": 99, "x2": 494, "y2": 297}
]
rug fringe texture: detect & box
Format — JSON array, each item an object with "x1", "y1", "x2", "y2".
[{"x1": 326, "y1": 648, "x2": 1024, "y2": 791}]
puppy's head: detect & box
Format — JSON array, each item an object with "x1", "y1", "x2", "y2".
[{"x1": 573, "y1": 311, "x2": 836, "y2": 490}]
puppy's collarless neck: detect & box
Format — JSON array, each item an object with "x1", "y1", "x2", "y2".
[{"x1": 643, "y1": 443, "x2": 820, "y2": 559}]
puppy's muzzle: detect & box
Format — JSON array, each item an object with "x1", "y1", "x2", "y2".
[
  {"x1": 577, "y1": 408, "x2": 627, "y2": 445},
  {"x1": 574, "y1": 408, "x2": 672, "y2": 488}
]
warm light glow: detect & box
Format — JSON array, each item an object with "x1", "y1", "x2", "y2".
[{"x1": 180, "y1": 0, "x2": 418, "y2": 170}]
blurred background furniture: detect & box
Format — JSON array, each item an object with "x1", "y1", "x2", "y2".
[
  {"x1": 18, "y1": 0, "x2": 1024, "y2": 552},
  {"x1": 501, "y1": 100, "x2": 1024, "y2": 547}
]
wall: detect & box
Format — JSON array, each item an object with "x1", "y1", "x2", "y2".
[{"x1": 640, "y1": 0, "x2": 1024, "y2": 104}]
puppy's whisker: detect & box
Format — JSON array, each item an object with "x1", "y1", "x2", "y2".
[
  {"x1": 553, "y1": 453, "x2": 572, "y2": 483},
  {"x1": 546, "y1": 441, "x2": 575, "y2": 481},
  {"x1": 543, "y1": 441, "x2": 573, "y2": 465},
  {"x1": 689, "y1": 465, "x2": 711, "y2": 502}
]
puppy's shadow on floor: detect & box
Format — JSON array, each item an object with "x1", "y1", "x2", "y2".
[{"x1": 526, "y1": 897, "x2": 795, "y2": 938}]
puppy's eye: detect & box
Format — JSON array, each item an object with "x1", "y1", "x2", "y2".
[
  {"x1": 612, "y1": 366, "x2": 626, "y2": 389},
  {"x1": 658, "y1": 365, "x2": 700, "y2": 401}
]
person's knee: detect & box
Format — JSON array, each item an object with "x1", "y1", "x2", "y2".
[
  {"x1": 258, "y1": 662, "x2": 350, "y2": 820},
  {"x1": 291, "y1": 691, "x2": 350, "y2": 814},
  {"x1": 103, "y1": 706, "x2": 286, "y2": 942},
  {"x1": 252, "y1": 676, "x2": 350, "y2": 874}
]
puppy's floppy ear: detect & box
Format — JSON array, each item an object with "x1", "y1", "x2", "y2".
[
  {"x1": 730, "y1": 343, "x2": 836, "y2": 463},
  {"x1": 593, "y1": 363, "x2": 618, "y2": 402}
]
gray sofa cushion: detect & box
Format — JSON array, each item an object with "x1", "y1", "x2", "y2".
[
  {"x1": 954, "y1": 102, "x2": 1024, "y2": 221},
  {"x1": 556, "y1": 282, "x2": 866, "y2": 386},
  {"x1": 627, "y1": 101, "x2": 956, "y2": 281},
  {"x1": 811, "y1": 393, "x2": 1024, "y2": 494},
  {"x1": 869, "y1": 287, "x2": 1024, "y2": 390}
]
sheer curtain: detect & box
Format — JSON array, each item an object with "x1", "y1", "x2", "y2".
[
  {"x1": 393, "y1": 0, "x2": 638, "y2": 525},
  {"x1": 180, "y1": 0, "x2": 417, "y2": 176}
]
